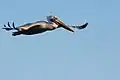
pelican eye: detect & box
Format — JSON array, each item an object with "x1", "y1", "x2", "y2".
[{"x1": 50, "y1": 18, "x2": 56, "y2": 22}]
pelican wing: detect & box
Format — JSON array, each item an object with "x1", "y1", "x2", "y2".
[
  {"x1": 2, "y1": 22, "x2": 18, "y2": 31},
  {"x1": 18, "y1": 21, "x2": 46, "y2": 30},
  {"x1": 70, "y1": 22, "x2": 88, "y2": 30}
]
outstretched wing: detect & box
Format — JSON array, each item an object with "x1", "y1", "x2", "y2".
[
  {"x1": 70, "y1": 22, "x2": 88, "y2": 30},
  {"x1": 2, "y1": 22, "x2": 18, "y2": 31},
  {"x1": 19, "y1": 21, "x2": 48, "y2": 29}
]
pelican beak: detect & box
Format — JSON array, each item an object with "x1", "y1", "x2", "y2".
[{"x1": 54, "y1": 18, "x2": 74, "y2": 32}]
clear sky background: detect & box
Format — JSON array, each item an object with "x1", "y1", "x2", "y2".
[{"x1": 0, "y1": 0, "x2": 120, "y2": 80}]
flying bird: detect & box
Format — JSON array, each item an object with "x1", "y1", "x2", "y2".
[{"x1": 2, "y1": 15, "x2": 88, "y2": 36}]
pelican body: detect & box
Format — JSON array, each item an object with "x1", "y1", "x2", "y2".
[
  {"x1": 12, "y1": 21, "x2": 58, "y2": 36},
  {"x1": 2, "y1": 15, "x2": 88, "y2": 36}
]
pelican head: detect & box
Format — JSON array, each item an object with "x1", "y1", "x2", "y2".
[
  {"x1": 46, "y1": 15, "x2": 57, "y2": 23},
  {"x1": 46, "y1": 15, "x2": 74, "y2": 32}
]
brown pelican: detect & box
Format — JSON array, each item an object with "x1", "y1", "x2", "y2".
[{"x1": 2, "y1": 15, "x2": 88, "y2": 36}]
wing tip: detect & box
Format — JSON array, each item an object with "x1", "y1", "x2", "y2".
[{"x1": 81, "y1": 22, "x2": 88, "y2": 28}]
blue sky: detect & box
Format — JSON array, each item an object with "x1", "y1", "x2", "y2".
[{"x1": 0, "y1": 0, "x2": 120, "y2": 80}]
